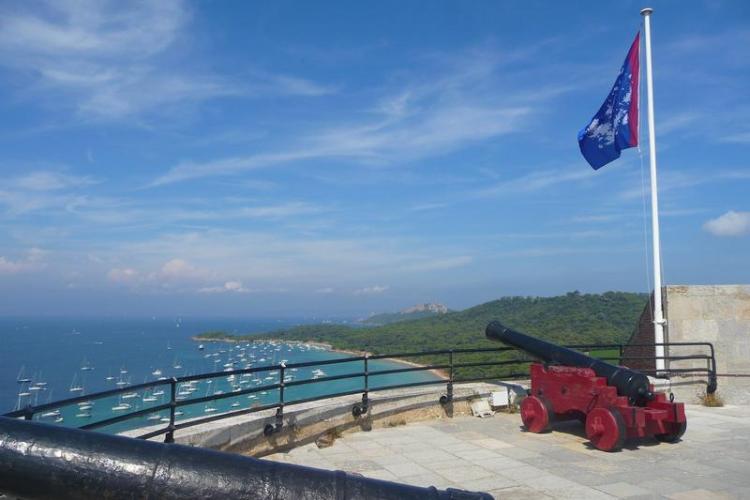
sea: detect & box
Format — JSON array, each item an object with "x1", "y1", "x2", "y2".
[{"x1": 0, "y1": 317, "x2": 439, "y2": 433}]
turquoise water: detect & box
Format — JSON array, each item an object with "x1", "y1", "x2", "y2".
[{"x1": 0, "y1": 317, "x2": 439, "y2": 432}]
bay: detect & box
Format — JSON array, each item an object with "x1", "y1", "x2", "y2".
[{"x1": 0, "y1": 317, "x2": 439, "y2": 432}]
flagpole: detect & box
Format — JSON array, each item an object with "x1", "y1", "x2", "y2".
[{"x1": 640, "y1": 7, "x2": 666, "y2": 374}]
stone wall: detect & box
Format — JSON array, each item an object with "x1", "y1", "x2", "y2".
[
  {"x1": 622, "y1": 293, "x2": 657, "y2": 373},
  {"x1": 664, "y1": 285, "x2": 750, "y2": 405}
]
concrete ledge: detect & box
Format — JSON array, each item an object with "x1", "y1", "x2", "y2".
[{"x1": 122, "y1": 381, "x2": 528, "y2": 457}]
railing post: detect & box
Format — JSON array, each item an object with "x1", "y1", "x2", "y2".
[
  {"x1": 165, "y1": 378, "x2": 176, "y2": 444},
  {"x1": 707, "y1": 344, "x2": 718, "y2": 394},
  {"x1": 362, "y1": 355, "x2": 369, "y2": 411},
  {"x1": 447, "y1": 350, "x2": 454, "y2": 403},
  {"x1": 23, "y1": 404, "x2": 33, "y2": 421},
  {"x1": 275, "y1": 363, "x2": 285, "y2": 432}
]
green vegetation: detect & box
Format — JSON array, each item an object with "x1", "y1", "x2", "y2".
[
  {"x1": 197, "y1": 291, "x2": 647, "y2": 380},
  {"x1": 361, "y1": 309, "x2": 441, "y2": 326}
]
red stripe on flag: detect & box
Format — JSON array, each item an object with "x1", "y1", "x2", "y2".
[{"x1": 627, "y1": 32, "x2": 640, "y2": 147}]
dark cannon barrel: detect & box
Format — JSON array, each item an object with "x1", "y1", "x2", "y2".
[
  {"x1": 0, "y1": 417, "x2": 493, "y2": 500},
  {"x1": 485, "y1": 321, "x2": 653, "y2": 403}
]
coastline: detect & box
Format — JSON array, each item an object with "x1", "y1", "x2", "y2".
[{"x1": 191, "y1": 335, "x2": 448, "y2": 380}]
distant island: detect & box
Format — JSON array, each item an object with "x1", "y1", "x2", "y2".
[{"x1": 193, "y1": 291, "x2": 648, "y2": 379}]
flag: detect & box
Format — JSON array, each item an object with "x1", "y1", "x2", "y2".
[{"x1": 578, "y1": 32, "x2": 640, "y2": 170}]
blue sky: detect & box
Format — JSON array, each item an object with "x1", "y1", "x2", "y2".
[{"x1": 0, "y1": 1, "x2": 748, "y2": 318}]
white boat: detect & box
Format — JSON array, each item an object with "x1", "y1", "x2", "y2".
[
  {"x1": 152, "y1": 369, "x2": 163, "y2": 377},
  {"x1": 122, "y1": 392, "x2": 139, "y2": 399},
  {"x1": 78, "y1": 402, "x2": 93, "y2": 411},
  {"x1": 143, "y1": 395, "x2": 158, "y2": 403},
  {"x1": 80, "y1": 358, "x2": 94, "y2": 371},
  {"x1": 204, "y1": 406, "x2": 217, "y2": 413},
  {"x1": 69, "y1": 374, "x2": 84, "y2": 393},
  {"x1": 198, "y1": 344, "x2": 204, "y2": 350},
  {"x1": 231, "y1": 402, "x2": 240, "y2": 407},
  {"x1": 54, "y1": 416, "x2": 64, "y2": 423},
  {"x1": 16, "y1": 366, "x2": 32, "y2": 384},
  {"x1": 146, "y1": 414, "x2": 161, "y2": 421},
  {"x1": 41, "y1": 410, "x2": 61, "y2": 418},
  {"x1": 76, "y1": 412, "x2": 91, "y2": 419},
  {"x1": 153, "y1": 389, "x2": 165, "y2": 396},
  {"x1": 160, "y1": 417, "x2": 171, "y2": 423},
  {"x1": 112, "y1": 403, "x2": 131, "y2": 411}
]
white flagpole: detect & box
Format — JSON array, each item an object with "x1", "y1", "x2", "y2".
[{"x1": 640, "y1": 7, "x2": 666, "y2": 373}]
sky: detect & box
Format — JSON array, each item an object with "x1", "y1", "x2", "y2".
[{"x1": 0, "y1": 1, "x2": 748, "y2": 318}]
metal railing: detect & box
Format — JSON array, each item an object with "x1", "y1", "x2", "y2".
[{"x1": 4, "y1": 341, "x2": 717, "y2": 443}]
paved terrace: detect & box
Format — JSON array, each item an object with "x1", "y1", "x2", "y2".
[{"x1": 265, "y1": 405, "x2": 750, "y2": 499}]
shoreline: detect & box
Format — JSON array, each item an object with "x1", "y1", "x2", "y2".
[{"x1": 191, "y1": 335, "x2": 448, "y2": 380}]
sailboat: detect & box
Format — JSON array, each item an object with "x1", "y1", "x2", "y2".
[
  {"x1": 203, "y1": 385, "x2": 217, "y2": 414},
  {"x1": 112, "y1": 395, "x2": 131, "y2": 412},
  {"x1": 16, "y1": 366, "x2": 31, "y2": 384},
  {"x1": 69, "y1": 373, "x2": 84, "y2": 393}
]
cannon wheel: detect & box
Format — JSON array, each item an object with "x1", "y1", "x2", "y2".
[
  {"x1": 655, "y1": 421, "x2": 687, "y2": 443},
  {"x1": 585, "y1": 407, "x2": 626, "y2": 452},
  {"x1": 520, "y1": 395, "x2": 553, "y2": 433}
]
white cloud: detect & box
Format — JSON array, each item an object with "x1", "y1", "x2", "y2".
[
  {"x1": 13, "y1": 171, "x2": 96, "y2": 191},
  {"x1": 0, "y1": 1, "x2": 329, "y2": 121},
  {"x1": 354, "y1": 285, "x2": 389, "y2": 295},
  {"x1": 474, "y1": 169, "x2": 591, "y2": 198},
  {"x1": 402, "y1": 256, "x2": 473, "y2": 272},
  {"x1": 0, "y1": 248, "x2": 46, "y2": 274},
  {"x1": 149, "y1": 44, "x2": 558, "y2": 186},
  {"x1": 703, "y1": 210, "x2": 750, "y2": 236},
  {"x1": 198, "y1": 281, "x2": 251, "y2": 294},
  {"x1": 719, "y1": 132, "x2": 750, "y2": 144},
  {"x1": 107, "y1": 267, "x2": 139, "y2": 283},
  {"x1": 158, "y1": 258, "x2": 207, "y2": 281}
]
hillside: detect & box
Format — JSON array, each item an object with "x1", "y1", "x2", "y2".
[
  {"x1": 361, "y1": 302, "x2": 449, "y2": 326},
  {"x1": 196, "y1": 291, "x2": 648, "y2": 379}
]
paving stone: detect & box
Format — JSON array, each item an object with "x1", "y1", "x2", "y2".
[
  {"x1": 595, "y1": 482, "x2": 653, "y2": 498},
  {"x1": 397, "y1": 473, "x2": 455, "y2": 489},
  {"x1": 358, "y1": 468, "x2": 398, "y2": 482},
  {"x1": 381, "y1": 461, "x2": 432, "y2": 478},
  {"x1": 432, "y1": 464, "x2": 494, "y2": 483},
  {"x1": 667, "y1": 489, "x2": 736, "y2": 500},
  {"x1": 457, "y1": 474, "x2": 519, "y2": 492},
  {"x1": 487, "y1": 486, "x2": 554, "y2": 499}
]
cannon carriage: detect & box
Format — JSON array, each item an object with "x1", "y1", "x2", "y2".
[{"x1": 485, "y1": 321, "x2": 686, "y2": 451}]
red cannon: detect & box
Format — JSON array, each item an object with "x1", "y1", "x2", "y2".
[{"x1": 486, "y1": 322, "x2": 686, "y2": 452}]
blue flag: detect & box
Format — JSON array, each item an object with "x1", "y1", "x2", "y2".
[{"x1": 579, "y1": 33, "x2": 640, "y2": 170}]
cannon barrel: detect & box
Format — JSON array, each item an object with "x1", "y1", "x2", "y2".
[
  {"x1": 485, "y1": 321, "x2": 652, "y2": 403},
  {"x1": 0, "y1": 417, "x2": 492, "y2": 500}
]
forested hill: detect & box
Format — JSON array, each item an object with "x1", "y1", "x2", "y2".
[{"x1": 200, "y1": 292, "x2": 648, "y2": 355}]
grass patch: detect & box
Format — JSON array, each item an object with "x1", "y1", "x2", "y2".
[{"x1": 699, "y1": 391, "x2": 724, "y2": 407}]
